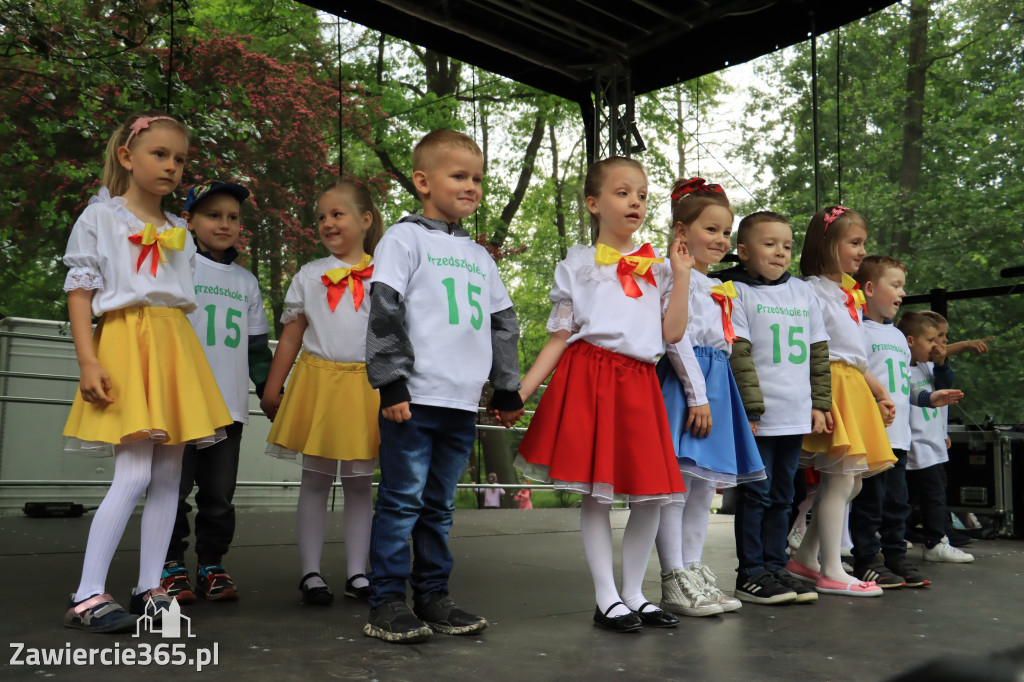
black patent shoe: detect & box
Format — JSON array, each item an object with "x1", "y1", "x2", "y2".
[
  {"x1": 593, "y1": 601, "x2": 643, "y2": 632},
  {"x1": 636, "y1": 601, "x2": 679, "y2": 628},
  {"x1": 299, "y1": 572, "x2": 334, "y2": 606},
  {"x1": 344, "y1": 574, "x2": 371, "y2": 600}
]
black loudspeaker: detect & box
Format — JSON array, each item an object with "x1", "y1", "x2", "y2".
[{"x1": 946, "y1": 426, "x2": 1024, "y2": 537}]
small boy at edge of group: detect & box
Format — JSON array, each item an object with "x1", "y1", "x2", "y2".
[
  {"x1": 848, "y1": 256, "x2": 962, "y2": 589},
  {"x1": 719, "y1": 211, "x2": 830, "y2": 605},
  {"x1": 162, "y1": 181, "x2": 273, "y2": 603},
  {"x1": 898, "y1": 310, "x2": 974, "y2": 563},
  {"x1": 363, "y1": 130, "x2": 524, "y2": 643}
]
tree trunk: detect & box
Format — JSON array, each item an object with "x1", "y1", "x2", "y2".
[
  {"x1": 550, "y1": 122, "x2": 567, "y2": 260},
  {"x1": 895, "y1": 0, "x2": 929, "y2": 254},
  {"x1": 491, "y1": 112, "x2": 546, "y2": 248}
]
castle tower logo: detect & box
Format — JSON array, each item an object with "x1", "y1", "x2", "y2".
[{"x1": 133, "y1": 597, "x2": 195, "y2": 638}]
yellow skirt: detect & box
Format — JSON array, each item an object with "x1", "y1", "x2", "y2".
[
  {"x1": 63, "y1": 306, "x2": 232, "y2": 453},
  {"x1": 266, "y1": 352, "x2": 379, "y2": 474},
  {"x1": 802, "y1": 361, "x2": 896, "y2": 476}
]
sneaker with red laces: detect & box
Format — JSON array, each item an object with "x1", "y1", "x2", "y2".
[
  {"x1": 160, "y1": 561, "x2": 196, "y2": 604},
  {"x1": 196, "y1": 564, "x2": 238, "y2": 601}
]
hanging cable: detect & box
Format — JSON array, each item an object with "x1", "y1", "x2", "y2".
[
  {"x1": 337, "y1": 18, "x2": 344, "y2": 175},
  {"x1": 471, "y1": 68, "x2": 479, "y2": 240},
  {"x1": 166, "y1": 1, "x2": 174, "y2": 112},
  {"x1": 694, "y1": 78, "x2": 700, "y2": 176},
  {"x1": 810, "y1": 14, "x2": 821, "y2": 211},
  {"x1": 836, "y1": 27, "x2": 843, "y2": 204}
]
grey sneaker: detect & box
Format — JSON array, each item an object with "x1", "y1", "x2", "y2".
[
  {"x1": 413, "y1": 593, "x2": 488, "y2": 635},
  {"x1": 363, "y1": 598, "x2": 433, "y2": 643},
  {"x1": 690, "y1": 564, "x2": 742, "y2": 612},
  {"x1": 659, "y1": 568, "x2": 724, "y2": 617}
]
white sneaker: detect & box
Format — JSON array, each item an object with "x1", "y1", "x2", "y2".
[
  {"x1": 922, "y1": 537, "x2": 975, "y2": 563},
  {"x1": 659, "y1": 568, "x2": 724, "y2": 617},
  {"x1": 788, "y1": 528, "x2": 804, "y2": 552},
  {"x1": 690, "y1": 564, "x2": 742, "y2": 613}
]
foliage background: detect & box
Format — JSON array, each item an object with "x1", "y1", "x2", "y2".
[{"x1": 2, "y1": 0, "x2": 1022, "y2": 431}]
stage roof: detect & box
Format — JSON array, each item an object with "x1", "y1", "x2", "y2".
[{"x1": 304, "y1": 1, "x2": 897, "y2": 102}]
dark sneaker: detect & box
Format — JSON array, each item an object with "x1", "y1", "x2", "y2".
[
  {"x1": 886, "y1": 558, "x2": 931, "y2": 588},
  {"x1": 772, "y1": 569, "x2": 819, "y2": 603},
  {"x1": 196, "y1": 565, "x2": 238, "y2": 601},
  {"x1": 413, "y1": 592, "x2": 489, "y2": 635},
  {"x1": 129, "y1": 587, "x2": 174, "y2": 621},
  {"x1": 160, "y1": 561, "x2": 196, "y2": 605},
  {"x1": 64, "y1": 593, "x2": 137, "y2": 633},
  {"x1": 735, "y1": 572, "x2": 798, "y2": 605},
  {"x1": 364, "y1": 598, "x2": 433, "y2": 643},
  {"x1": 853, "y1": 559, "x2": 904, "y2": 589}
]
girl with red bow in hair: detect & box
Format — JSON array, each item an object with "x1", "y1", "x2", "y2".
[
  {"x1": 516, "y1": 157, "x2": 693, "y2": 632},
  {"x1": 62, "y1": 112, "x2": 233, "y2": 632},
  {"x1": 653, "y1": 178, "x2": 765, "y2": 617},
  {"x1": 787, "y1": 206, "x2": 897, "y2": 596},
  {"x1": 261, "y1": 180, "x2": 383, "y2": 606}
]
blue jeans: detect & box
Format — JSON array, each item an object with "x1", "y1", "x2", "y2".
[
  {"x1": 168, "y1": 421, "x2": 243, "y2": 565},
  {"x1": 368, "y1": 404, "x2": 477, "y2": 608},
  {"x1": 734, "y1": 434, "x2": 803, "y2": 579},
  {"x1": 850, "y1": 448, "x2": 910, "y2": 565}
]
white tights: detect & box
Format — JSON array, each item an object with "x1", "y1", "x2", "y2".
[
  {"x1": 74, "y1": 441, "x2": 184, "y2": 600},
  {"x1": 793, "y1": 472, "x2": 863, "y2": 582},
  {"x1": 655, "y1": 475, "x2": 716, "y2": 573},
  {"x1": 296, "y1": 456, "x2": 372, "y2": 590},
  {"x1": 581, "y1": 495, "x2": 662, "y2": 617}
]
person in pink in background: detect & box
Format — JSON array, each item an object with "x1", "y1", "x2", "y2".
[{"x1": 514, "y1": 487, "x2": 533, "y2": 510}]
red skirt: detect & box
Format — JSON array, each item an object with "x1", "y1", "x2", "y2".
[{"x1": 515, "y1": 341, "x2": 686, "y2": 503}]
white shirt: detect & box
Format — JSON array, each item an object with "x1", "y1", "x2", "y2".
[
  {"x1": 281, "y1": 255, "x2": 372, "y2": 364},
  {"x1": 908, "y1": 361, "x2": 949, "y2": 469},
  {"x1": 187, "y1": 257, "x2": 270, "y2": 423},
  {"x1": 805, "y1": 275, "x2": 868, "y2": 372},
  {"x1": 731, "y1": 277, "x2": 829, "y2": 435},
  {"x1": 863, "y1": 319, "x2": 914, "y2": 450},
  {"x1": 546, "y1": 244, "x2": 673, "y2": 364},
  {"x1": 63, "y1": 193, "x2": 196, "y2": 315},
  {"x1": 370, "y1": 222, "x2": 513, "y2": 411},
  {"x1": 663, "y1": 270, "x2": 732, "y2": 407}
]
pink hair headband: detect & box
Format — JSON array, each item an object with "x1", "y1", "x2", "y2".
[
  {"x1": 124, "y1": 116, "x2": 176, "y2": 148},
  {"x1": 822, "y1": 206, "x2": 849, "y2": 230}
]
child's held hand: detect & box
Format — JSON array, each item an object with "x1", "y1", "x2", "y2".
[
  {"x1": 931, "y1": 389, "x2": 964, "y2": 408},
  {"x1": 748, "y1": 420, "x2": 758, "y2": 436},
  {"x1": 79, "y1": 360, "x2": 113, "y2": 405},
  {"x1": 686, "y1": 403, "x2": 712, "y2": 438},
  {"x1": 382, "y1": 401, "x2": 413, "y2": 423},
  {"x1": 260, "y1": 393, "x2": 283, "y2": 422},
  {"x1": 668, "y1": 237, "x2": 695, "y2": 277},
  {"x1": 810, "y1": 408, "x2": 833, "y2": 434},
  {"x1": 877, "y1": 397, "x2": 896, "y2": 426},
  {"x1": 495, "y1": 408, "x2": 524, "y2": 428}
]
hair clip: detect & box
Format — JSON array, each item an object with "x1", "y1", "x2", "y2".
[
  {"x1": 671, "y1": 177, "x2": 726, "y2": 202},
  {"x1": 124, "y1": 115, "x2": 176, "y2": 148},
  {"x1": 822, "y1": 206, "x2": 849, "y2": 230}
]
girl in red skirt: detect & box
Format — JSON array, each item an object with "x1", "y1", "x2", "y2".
[{"x1": 515, "y1": 157, "x2": 693, "y2": 632}]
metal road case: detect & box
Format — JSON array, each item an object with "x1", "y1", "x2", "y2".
[{"x1": 946, "y1": 425, "x2": 1024, "y2": 537}]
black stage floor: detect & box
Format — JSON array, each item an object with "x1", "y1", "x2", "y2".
[{"x1": 2, "y1": 508, "x2": 1022, "y2": 681}]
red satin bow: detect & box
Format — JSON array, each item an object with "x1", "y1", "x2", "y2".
[
  {"x1": 321, "y1": 264, "x2": 374, "y2": 312},
  {"x1": 710, "y1": 281, "x2": 738, "y2": 345},
  {"x1": 671, "y1": 177, "x2": 726, "y2": 202},
  {"x1": 841, "y1": 274, "x2": 866, "y2": 323},
  {"x1": 613, "y1": 243, "x2": 659, "y2": 298}
]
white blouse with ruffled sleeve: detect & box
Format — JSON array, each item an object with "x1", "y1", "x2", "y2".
[
  {"x1": 63, "y1": 191, "x2": 196, "y2": 316},
  {"x1": 545, "y1": 243, "x2": 673, "y2": 364}
]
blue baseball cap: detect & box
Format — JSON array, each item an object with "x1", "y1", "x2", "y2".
[{"x1": 184, "y1": 181, "x2": 250, "y2": 214}]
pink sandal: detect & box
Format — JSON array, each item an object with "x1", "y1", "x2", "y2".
[
  {"x1": 815, "y1": 576, "x2": 883, "y2": 597},
  {"x1": 64, "y1": 593, "x2": 137, "y2": 633}
]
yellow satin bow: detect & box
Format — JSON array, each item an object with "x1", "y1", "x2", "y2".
[
  {"x1": 594, "y1": 243, "x2": 665, "y2": 298},
  {"x1": 710, "y1": 281, "x2": 738, "y2": 344},
  {"x1": 128, "y1": 223, "x2": 188, "y2": 276},
  {"x1": 841, "y1": 273, "x2": 866, "y2": 321},
  {"x1": 322, "y1": 253, "x2": 374, "y2": 311}
]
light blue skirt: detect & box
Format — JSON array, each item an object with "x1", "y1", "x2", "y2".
[{"x1": 657, "y1": 346, "x2": 765, "y2": 487}]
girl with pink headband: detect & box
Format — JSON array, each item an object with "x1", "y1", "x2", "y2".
[{"x1": 62, "y1": 111, "x2": 232, "y2": 632}]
